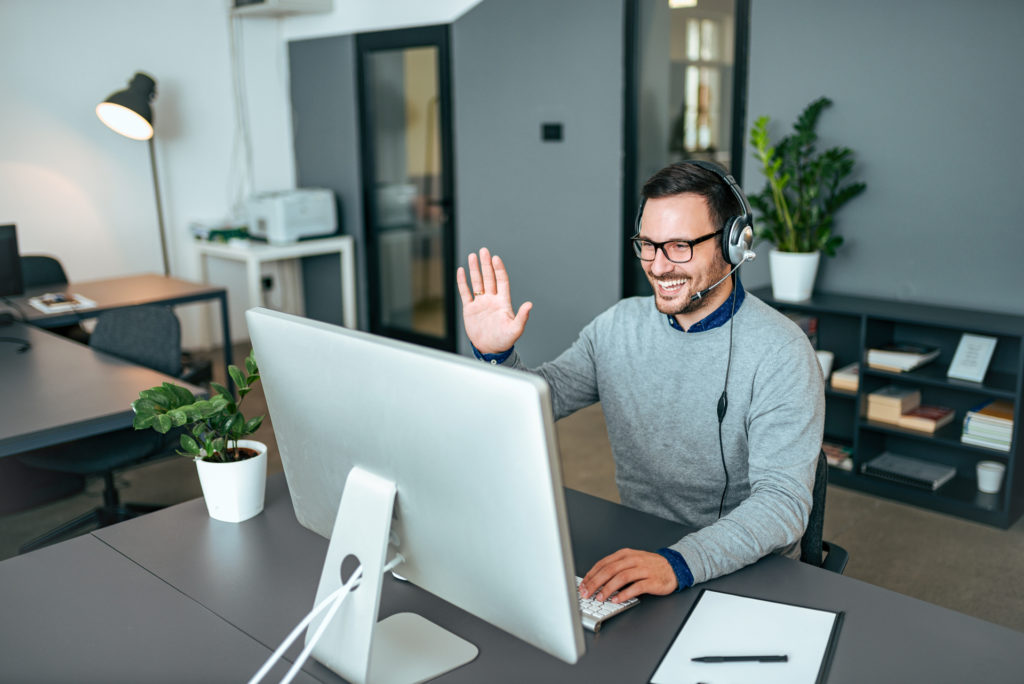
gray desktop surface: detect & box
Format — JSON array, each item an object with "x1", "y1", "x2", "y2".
[
  {"x1": 0, "y1": 322, "x2": 200, "y2": 457},
  {"x1": 0, "y1": 533, "x2": 318, "y2": 684},
  {"x1": 95, "y1": 474, "x2": 1024, "y2": 683}
]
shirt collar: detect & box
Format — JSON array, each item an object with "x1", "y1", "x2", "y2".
[{"x1": 667, "y1": 277, "x2": 745, "y2": 333}]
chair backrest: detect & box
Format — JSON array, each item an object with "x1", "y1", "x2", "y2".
[
  {"x1": 800, "y1": 449, "x2": 828, "y2": 567},
  {"x1": 89, "y1": 306, "x2": 182, "y2": 377},
  {"x1": 20, "y1": 255, "x2": 68, "y2": 289}
]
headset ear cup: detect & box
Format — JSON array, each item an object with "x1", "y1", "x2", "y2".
[
  {"x1": 722, "y1": 218, "x2": 740, "y2": 265},
  {"x1": 722, "y1": 218, "x2": 753, "y2": 266}
]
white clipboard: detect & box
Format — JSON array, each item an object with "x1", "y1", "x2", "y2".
[{"x1": 650, "y1": 590, "x2": 844, "y2": 684}]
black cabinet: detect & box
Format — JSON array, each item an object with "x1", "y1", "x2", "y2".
[{"x1": 754, "y1": 287, "x2": 1024, "y2": 528}]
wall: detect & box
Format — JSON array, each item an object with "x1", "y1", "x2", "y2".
[
  {"x1": 451, "y1": 0, "x2": 624, "y2": 362},
  {"x1": 742, "y1": 0, "x2": 1024, "y2": 314},
  {"x1": 0, "y1": 0, "x2": 300, "y2": 348}
]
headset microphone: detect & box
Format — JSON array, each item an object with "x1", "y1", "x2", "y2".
[{"x1": 689, "y1": 249, "x2": 756, "y2": 303}]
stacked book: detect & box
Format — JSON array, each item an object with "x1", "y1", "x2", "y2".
[
  {"x1": 830, "y1": 362, "x2": 859, "y2": 392},
  {"x1": 866, "y1": 385, "x2": 921, "y2": 424},
  {"x1": 866, "y1": 385, "x2": 956, "y2": 433},
  {"x1": 961, "y1": 399, "x2": 1014, "y2": 452},
  {"x1": 867, "y1": 343, "x2": 940, "y2": 373},
  {"x1": 822, "y1": 441, "x2": 854, "y2": 471}
]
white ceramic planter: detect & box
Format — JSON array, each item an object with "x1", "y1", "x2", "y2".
[
  {"x1": 195, "y1": 439, "x2": 268, "y2": 523},
  {"x1": 769, "y1": 249, "x2": 821, "y2": 302}
]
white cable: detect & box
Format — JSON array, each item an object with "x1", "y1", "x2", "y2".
[{"x1": 247, "y1": 554, "x2": 405, "y2": 684}]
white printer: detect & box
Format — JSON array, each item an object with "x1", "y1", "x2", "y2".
[{"x1": 248, "y1": 189, "x2": 337, "y2": 244}]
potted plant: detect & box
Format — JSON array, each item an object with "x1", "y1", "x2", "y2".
[
  {"x1": 131, "y1": 349, "x2": 267, "y2": 523},
  {"x1": 749, "y1": 96, "x2": 866, "y2": 301}
]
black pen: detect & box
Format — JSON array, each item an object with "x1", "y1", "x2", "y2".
[{"x1": 692, "y1": 655, "x2": 788, "y2": 663}]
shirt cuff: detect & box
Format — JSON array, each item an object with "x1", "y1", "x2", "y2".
[
  {"x1": 656, "y1": 548, "x2": 694, "y2": 591},
  {"x1": 471, "y1": 344, "x2": 514, "y2": 365}
]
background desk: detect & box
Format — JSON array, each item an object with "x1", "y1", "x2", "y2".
[
  {"x1": 195, "y1": 236, "x2": 357, "y2": 333},
  {"x1": 1, "y1": 475, "x2": 1010, "y2": 682},
  {"x1": 10, "y1": 273, "x2": 233, "y2": 381},
  {"x1": 0, "y1": 323, "x2": 199, "y2": 457}
]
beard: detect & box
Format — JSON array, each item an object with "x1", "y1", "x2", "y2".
[{"x1": 646, "y1": 255, "x2": 731, "y2": 317}]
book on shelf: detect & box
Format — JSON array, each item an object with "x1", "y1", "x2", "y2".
[
  {"x1": 965, "y1": 399, "x2": 1014, "y2": 428},
  {"x1": 866, "y1": 385, "x2": 921, "y2": 423},
  {"x1": 861, "y1": 451, "x2": 956, "y2": 490},
  {"x1": 960, "y1": 432, "x2": 1011, "y2": 452},
  {"x1": 962, "y1": 419, "x2": 1013, "y2": 442},
  {"x1": 830, "y1": 362, "x2": 860, "y2": 392},
  {"x1": 866, "y1": 343, "x2": 940, "y2": 372},
  {"x1": 822, "y1": 441, "x2": 854, "y2": 471},
  {"x1": 27, "y1": 292, "x2": 97, "y2": 314},
  {"x1": 896, "y1": 405, "x2": 955, "y2": 433}
]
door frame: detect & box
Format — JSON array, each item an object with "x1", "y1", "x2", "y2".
[{"x1": 355, "y1": 24, "x2": 457, "y2": 351}]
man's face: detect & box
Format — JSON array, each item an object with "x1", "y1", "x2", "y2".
[{"x1": 638, "y1": 193, "x2": 730, "y2": 317}]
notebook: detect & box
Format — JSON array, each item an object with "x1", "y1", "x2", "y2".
[{"x1": 861, "y1": 452, "x2": 956, "y2": 490}]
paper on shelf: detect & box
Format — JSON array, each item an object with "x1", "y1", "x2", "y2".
[{"x1": 650, "y1": 590, "x2": 842, "y2": 684}]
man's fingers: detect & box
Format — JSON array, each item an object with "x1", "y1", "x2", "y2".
[
  {"x1": 456, "y1": 267, "x2": 473, "y2": 305},
  {"x1": 514, "y1": 301, "x2": 533, "y2": 327},
  {"x1": 467, "y1": 252, "x2": 484, "y2": 295},
  {"x1": 479, "y1": 247, "x2": 497, "y2": 294}
]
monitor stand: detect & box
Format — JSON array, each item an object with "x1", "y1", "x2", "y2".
[{"x1": 308, "y1": 466, "x2": 479, "y2": 684}]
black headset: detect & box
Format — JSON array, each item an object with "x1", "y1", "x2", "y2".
[{"x1": 633, "y1": 160, "x2": 755, "y2": 267}]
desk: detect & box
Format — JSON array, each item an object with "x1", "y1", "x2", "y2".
[
  {"x1": 1, "y1": 475, "x2": 1018, "y2": 682},
  {"x1": 0, "y1": 323, "x2": 200, "y2": 457},
  {"x1": 195, "y1": 236, "x2": 357, "y2": 330},
  {"x1": 10, "y1": 273, "x2": 233, "y2": 384}
]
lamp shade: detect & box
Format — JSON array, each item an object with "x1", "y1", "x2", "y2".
[{"x1": 96, "y1": 72, "x2": 156, "y2": 141}]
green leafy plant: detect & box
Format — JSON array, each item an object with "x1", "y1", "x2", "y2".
[
  {"x1": 131, "y1": 350, "x2": 264, "y2": 463},
  {"x1": 749, "y1": 97, "x2": 866, "y2": 256}
]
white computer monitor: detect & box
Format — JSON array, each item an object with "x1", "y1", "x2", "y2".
[{"x1": 247, "y1": 308, "x2": 585, "y2": 683}]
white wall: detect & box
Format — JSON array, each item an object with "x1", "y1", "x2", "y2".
[{"x1": 0, "y1": 0, "x2": 482, "y2": 348}]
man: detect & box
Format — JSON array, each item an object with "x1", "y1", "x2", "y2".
[{"x1": 456, "y1": 162, "x2": 824, "y2": 604}]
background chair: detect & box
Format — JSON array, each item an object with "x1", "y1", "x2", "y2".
[
  {"x1": 19, "y1": 255, "x2": 91, "y2": 344},
  {"x1": 801, "y1": 449, "x2": 850, "y2": 573},
  {"x1": 17, "y1": 306, "x2": 187, "y2": 553}
]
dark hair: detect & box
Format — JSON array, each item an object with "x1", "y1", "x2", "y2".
[{"x1": 641, "y1": 161, "x2": 742, "y2": 232}]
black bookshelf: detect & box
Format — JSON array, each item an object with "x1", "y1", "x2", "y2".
[{"x1": 755, "y1": 287, "x2": 1024, "y2": 528}]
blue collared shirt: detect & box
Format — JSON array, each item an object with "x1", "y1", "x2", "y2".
[{"x1": 667, "y1": 277, "x2": 745, "y2": 333}]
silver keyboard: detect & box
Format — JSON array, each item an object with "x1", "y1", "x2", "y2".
[{"x1": 575, "y1": 576, "x2": 639, "y2": 632}]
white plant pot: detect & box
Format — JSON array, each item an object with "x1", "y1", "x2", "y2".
[
  {"x1": 195, "y1": 439, "x2": 268, "y2": 523},
  {"x1": 769, "y1": 249, "x2": 821, "y2": 302}
]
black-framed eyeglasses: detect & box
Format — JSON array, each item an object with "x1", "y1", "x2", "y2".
[{"x1": 630, "y1": 230, "x2": 723, "y2": 264}]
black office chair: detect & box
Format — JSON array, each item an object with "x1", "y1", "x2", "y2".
[
  {"x1": 800, "y1": 450, "x2": 850, "y2": 574},
  {"x1": 17, "y1": 306, "x2": 187, "y2": 553},
  {"x1": 19, "y1": 254, "x2": 91, "y2": 344}
]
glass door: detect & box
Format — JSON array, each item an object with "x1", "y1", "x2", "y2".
[{"x1": 356, "y1": 25, "x2": 456, "y2": 350}]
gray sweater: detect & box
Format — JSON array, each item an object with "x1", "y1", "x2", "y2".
[{"x1": 502, "y1": 293, "x2": 825, "y2": 584}]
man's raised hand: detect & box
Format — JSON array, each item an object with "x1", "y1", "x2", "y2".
[{"x1": 456, "y1": 247, "x2": 532, "y2": 354}]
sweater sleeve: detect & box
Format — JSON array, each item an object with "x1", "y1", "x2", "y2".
[
  {"x1": 501, "y1": 321, "x2": 602, "y2": 421},
  {"x1": 668, "y1": 336, "x2": 824, "y2": 584}
]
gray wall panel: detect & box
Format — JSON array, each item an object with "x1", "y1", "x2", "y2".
[
  {"x1": 743, "y1": 0, "x2": 1024, "y2": 313},
  {"x1": 451, "y1": 0, "x2": 624, "y2": 362},
  {"x1": 289, "y1": 35, "x2": 368, "y2": 329}
]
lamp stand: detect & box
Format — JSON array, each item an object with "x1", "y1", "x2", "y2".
[{"x1": 147, "y1": 137, "x2": 170, "y2": 276}]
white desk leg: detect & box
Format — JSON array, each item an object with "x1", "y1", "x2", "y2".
[
  {"x1": 246, "y1": 255, "x2": 263, "y2": 313},
  {"x1": 340, "y1": 242, "x2": 357, "y2": 329}
]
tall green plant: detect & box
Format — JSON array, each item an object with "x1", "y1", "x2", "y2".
[
  {"x1": 749, "y1": 97, "x2": 866, "y2": 255},
  {"x1": 131, "y1": 350, "x2": 264, "y2": 463}
]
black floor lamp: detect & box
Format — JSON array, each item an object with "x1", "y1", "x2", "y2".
[{"x1": 95, "y1": 72, "x2": 170, "y2": 276}]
